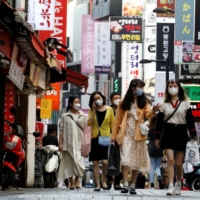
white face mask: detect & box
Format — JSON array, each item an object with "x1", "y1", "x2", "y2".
[
  {"x1": 168, "y1": 87, "x2": 178, "y2": 96},
  {"x1": 73, "y1": 103, "x2": 80, "y2": 110},
  {"x1": 95, "y1": 99, "x2": 103, "y2": 106},
  {"x1": 113, "y1": 99, "x2": 120, "y2": 106}
]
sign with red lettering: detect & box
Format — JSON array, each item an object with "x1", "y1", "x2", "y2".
[
  {"x1": 4, "y1": 83, "x2": 15, "y2": 133},
  {"x1": 157, "y1": 0, "x2": 175, "y2": 17},
  {"x1": 39, "y1": 0, "x2": 67, "y2": 69},
  {"x1": 27, "y1": 0, "x2": 55, "y2": 30}
]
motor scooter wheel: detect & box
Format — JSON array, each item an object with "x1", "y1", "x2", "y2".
[
  {"x1": 191, "y1": 177, "x2": 200, "y2": 191},
  {"x1": 2, "y1": 167, "x2": 15, "y2": 190}
]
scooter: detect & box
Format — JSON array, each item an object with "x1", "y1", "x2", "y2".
[
  {"x1": 2, "y1": 107, "x2": 40, "y2": 190},
  {"x1": 183, "y1": 145, "x2": 200, "y2": 191},
  {"x1": 43, "y1": 145, "x2": 60, "y2": 188}
]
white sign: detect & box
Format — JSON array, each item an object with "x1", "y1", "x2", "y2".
[
  {"x1": 144, "y1": 27, "x2": 156, "y2": 80},
  {"x1": 121, "y1": 42, "x2": 142, "y2": 97},
  {"x1": 145, "y1": 3, "x2": 157, "y2": 26},
  {"x1": 27, "y1": 0, "x2": 55, "y2": 30},
  {"x1": 155, "y1": 72, "x2": 175, "y2": 104},
  {"x1": 94, "y1": 22, "x2": 111, "y2": 74}
]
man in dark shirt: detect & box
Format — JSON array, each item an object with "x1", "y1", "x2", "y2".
[
  {"x1": 107, "y1": 92, "x2": 123, "y2": 190},
  {"x1": 42, "y1": 128, "x2": 58, "y2": 147}
]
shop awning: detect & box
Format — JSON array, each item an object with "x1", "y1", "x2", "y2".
[{"x1": 49, "y1": 68, "x2": 89, "y2": 93}]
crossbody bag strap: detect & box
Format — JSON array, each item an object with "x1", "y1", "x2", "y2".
[
  {"x1": 68, "y1": 115, "x2": 82, "y2": 130},
  {"x1": 164, "y1": 100, "x2": 182, "y2": 123}
]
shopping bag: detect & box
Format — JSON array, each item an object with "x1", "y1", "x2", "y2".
[
  {"x1": 185, "y1": 141, "x2": 200, "y2": 164},
  {"x1": 81, "y1": 123, "x2": 92, "y2": 158},
  {"x1": 45, "y1": 154, "x2": 59, "y2": 172},
  {"x1": 107, "y1": 143, "x2": 120, "y2": 176},
  {"x1": 183, "y1": 162, "x2": 194, "y2": 174}
]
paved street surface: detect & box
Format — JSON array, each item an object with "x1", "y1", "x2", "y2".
[{"x1": 0, "y1": 186, "x2": 200, "y2": 200}]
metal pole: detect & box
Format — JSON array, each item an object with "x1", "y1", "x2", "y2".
[
  {"x1": 0, "y1": 69, "x2": 5, "y2": 185},
  {"x1": 165, "y1": 57, "x2": 169, "y2": 83}
]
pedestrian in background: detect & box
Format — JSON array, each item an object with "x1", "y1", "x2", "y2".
[
  {"x1": 148, "y1": 114, "x2": 163, "y2": 189},
  {"x1": 155, "y1": 79, "x2": 196, "y2": 196},
  {"x1": 111, "y1": 79, "x2": 160, "y2": 195},
  {"x1": 88, "y1": 91, "x2": 114, "y2": 191},
  {"x1": 58, "y1": 96, "x2": 87, "y2": 189},
  {"x1": 107, "y1": 92, "x2": 123, "y2": 190}
]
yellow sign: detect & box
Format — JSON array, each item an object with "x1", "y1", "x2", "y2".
[{"x1": 40, "y1": 99, "x2": 52, "y2": 119}]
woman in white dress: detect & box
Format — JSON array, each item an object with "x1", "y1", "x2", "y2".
[{"x1": 58, "y1": 96, "x2": 87, "y2": 189}]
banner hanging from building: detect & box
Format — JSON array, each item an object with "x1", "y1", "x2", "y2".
[
  {"x1": 81, "y1": 15, "x2": 94, "y2": 74},
  {"x1": 113, "y1": 77, "x2": 122, "y2": 94},
  {"x1": 27, "y1": 0, "x2": 55, "y2": 30},
  {"x1": 109, "y1": 17, "x2": 142, "y2": 42},
  {"x1": 121, "y1": 42, "x2": 142, "y2": 97},
  {"x1": 174, "y1": 0, "x2": 199, "y2": 64},
  {"x1": 94, "y1": 22, "x2": 111, "y2": 74},
  {"x1": 122, "y1": 0, "x2": 145, "y2": 17},
  {"x1": 156, "y1": 23, "x2": 175, "y2": 71},
  {"x1": 38, "y1": 0, "x2": 67, "y2": 69},
  {"x1": 40, "y1": 99, "x2": 52, "y2": 119},
  {"x1": 157, "y1": 0, "x2": 175, "y2": 17},
  {"x1": 145, "y1": 3, "x2": 157, "y2": 26}
]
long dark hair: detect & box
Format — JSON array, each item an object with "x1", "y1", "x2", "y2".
[
  {"x1": 149, "y1": 113, "x2": 158, "y2": 130},
  {"x1": 121, "y1": 79, "x2": 150, "y2": 110},
  {"x1": 66, "y1": 96, "x2": 80, "y2": 111},
  {"x1": 164, "y1": 79, "x2": 188, "y2": 103},
  {"x1": 89, "y1": 91, "x2": 106, "y2": 108}
]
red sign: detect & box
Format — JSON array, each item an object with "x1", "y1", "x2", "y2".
[
  {"x1": 157, "y1": 0, "x2": 175, "y2": 17},
  {"x1": 35, "y1": 121, "x2": 45, "y2": 143},
  {"x1": 36, "y1": 83, "x2": 60, "y2": 111},
  {"x1": 191, "y1": 103, "x2": 200, "y2": 119},
  {"x1": 39, "y1": 0, "x2": 67, "y2": 69},
  {"x1": 4, "y1": 83, "x2": 15, "y2": 133}
]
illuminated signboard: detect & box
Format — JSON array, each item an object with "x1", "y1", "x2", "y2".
[{"x1": 183, "y1": 85, "x2": 200, "y2": 102}]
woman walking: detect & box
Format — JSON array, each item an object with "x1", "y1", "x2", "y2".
[
  {"x1": 58, "y1": 96, "x2": 87, "y2": 189},
  {"x1": 148, "y1": 115, "x2": 163, "y2": 189},
  {"x1": 111, "y1": 79, "x2": 160, "y2": 195},
  {"x1": 155, "y1": 79, "x2": 196, "y2": 196},
  {"x1": 88, "y1": 91, "x2": 115, "y2": 191}
]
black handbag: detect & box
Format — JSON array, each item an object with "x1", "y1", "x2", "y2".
[{"x1": 107, "y1": 143, "x2": 120, "y2": 176}]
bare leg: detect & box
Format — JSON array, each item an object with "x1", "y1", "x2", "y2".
[
  {"x1": 93, "y1": 161, "x2": 100, "y2": 188},
  {"x1": 131, "y1": 170, "x2": 139, "y2": 184},
  {"x1": 165, "y1": 149, "x2": 175, "y2": 184},
  {"x1": 122, "y1": 166, "x2": 129, "y2": 183},
  {"x1": 102, "y1": 160, "x2": 108, "y2": 187},
  {"x1": 75, "y1": 176, "x2": 80, "y2": 188},
  {"x1": 69, "y1": 177, "x2": 75, "y2": 188},
  {"x1": 175, "y1": 151, "x2": 185, "y2": 182}
]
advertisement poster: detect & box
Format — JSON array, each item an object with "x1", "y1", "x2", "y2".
[
  {"x1": 40, "y1": 99, "x2": 52, "y2": 119},
  {"x1": 122, "y1": 0, "x2": 145, "y2": 17},
  {"x1": 157, "y1": 0, "x2": 175, "y2": 17},
  {"x1": 174, "y1": 0, "x2": 199, "y2": 64},
  {"x1": 94, "y1": 22, "x2": 111, "y2": 74},
  {"x1": 81, "y1": 15, "x2": 94, "y2": 74},
  {"x1": 121, "y1": 42, "x2": 142, "y2": 97},
  {"x1": 27, "y1": 0, "x2": 55, "y2": 30},
  {"x1": 155, "y1": 72, "x2": 175, "y2": 104},
  {"x1": 145, "y1": 3, "x2": 157, "y2": 26},
  {"x1": 156, "y1": 23, "x2": 175, "y2": 71},
  {"x1": 110, "y1": 17, "x2": 142, "y2": 42}
]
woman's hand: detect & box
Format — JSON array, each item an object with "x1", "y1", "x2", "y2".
[
  {"x1": 59, "y1": 144, "x2": 63, "y2": 152},
  {"x1": 92, "y1": 103, "x2": 97, "y2": 112},
  {"x1": 155, "y1": 139, "x2": 160, "y2": 149},
  {"x1": 152, "y1": 103, "x2": 161, "y2": 114},
  {"x1": 110, "y1": 138, "x2": 115, "y2": 143}
]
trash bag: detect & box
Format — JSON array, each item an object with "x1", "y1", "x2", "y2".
[{"x1": 107, "y1": 143, "x2": 120, "y2": 176}]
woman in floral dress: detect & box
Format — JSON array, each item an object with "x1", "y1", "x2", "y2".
[{"x1": 111, "y1": 79, "x2": 160, "y2": 195}]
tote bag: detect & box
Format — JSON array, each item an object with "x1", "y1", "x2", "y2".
[
  {"x1": 185, "y1": 141, "x2": 200, "y2": 164},
  {"x1": 81, "y1": 123, "x2": 92, "y2": 158}
]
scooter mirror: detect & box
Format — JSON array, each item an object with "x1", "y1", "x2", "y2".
[
  {"x1": 10, "y1": 107, "x2": 17, "y2": 116},
  {"x1": 33, "y1": 131, "x2": 41, "y2": 138}
]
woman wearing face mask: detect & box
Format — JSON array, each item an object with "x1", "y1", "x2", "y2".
[
  {"x1": 88, "y1": 91, "x2": 115, "y2": 191},
  {"x1": 155, "y1": 80, "x2": 196, "y2": 196},
  {"x1": 58, "y1": 96, "x2": 87, "y2": 189},
  {"x1": 111, "y1": 79, "x2": 160, "y2": 195}
]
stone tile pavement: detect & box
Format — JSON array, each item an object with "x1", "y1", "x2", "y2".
[{"x1": 0, "y1": 187, "x2": 200, "y2": 200}]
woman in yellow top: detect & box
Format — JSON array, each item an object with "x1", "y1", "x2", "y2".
[{"x1": 88, "y1": 91, "x2": 114, "y2": 192}]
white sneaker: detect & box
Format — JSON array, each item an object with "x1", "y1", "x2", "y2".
[
  {"x1": 166, "y1": 185, "x2": 175, "y2": 195},
  {"x1": 175, "y1": 182, "x2": 181, "y2": 195}
]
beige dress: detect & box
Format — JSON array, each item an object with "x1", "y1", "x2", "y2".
[{"x1": 120, "y1": 103, "x2": 151, "y2": 172}]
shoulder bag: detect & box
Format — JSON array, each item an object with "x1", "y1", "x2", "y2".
[{"x1": 96, "y1": 113, "x2": 110, "y2": 147}]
